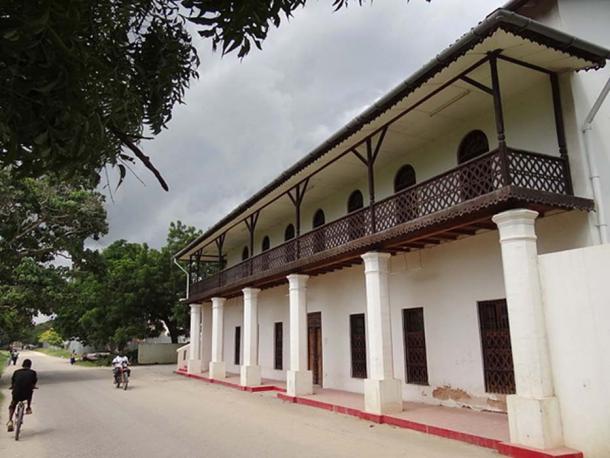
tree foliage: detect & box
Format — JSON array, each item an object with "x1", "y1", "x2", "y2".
[
  {"x1": 54, "y1": 221, "x2": 201, "y2": 349},
  {"x1": 0, "y1": 0, "x2": 423, "y2": 189},
  {"x1": 38, "y1": 328, "x2": 64, "y2": 347},
  {"x1": 0, "y1": 171, "x2": 107, "y2": 340}
]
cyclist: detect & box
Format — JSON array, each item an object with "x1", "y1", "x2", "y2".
[
  {"x1": 6, "y1": 359, "x2": 37, "y2": 432},
  {"x1": 112, "y1": 354, "x2": 131, "y2": 384},
  {"x1": 10, "y1": 349, "x2": 19, "y2": 366}
]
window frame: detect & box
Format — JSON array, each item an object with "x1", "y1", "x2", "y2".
[
  {"x1": 402, "y1": 307, "x2": 429, "y2": 385},
  {"x1": 349, "y1": 313, "x2": 367, "y2": 379},
  {"x1": 274, "y1": 322, "x2": 283, "y2": 370}
]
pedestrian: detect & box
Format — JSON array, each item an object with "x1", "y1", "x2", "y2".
[{"x1": 70, "y1": 351, "x2": 76, "y2": 365}]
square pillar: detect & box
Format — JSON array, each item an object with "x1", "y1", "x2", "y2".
[
  {"x1": 286, "y1": 274, "x2": 313, "y2": 396},
  {"x1": 187, "y1": 303, "x2": 202, "y2": 374},
  {"x1": 241, "y1": 288, "x2": 261, "y2": 387},
  {"x1": 209, "y1": 297, "x2": 226, "y2": 379},
  {"x1": 361, "y1": 252, "x2": 402, "y2": 415},
  {"x1": 201, "y1": 303, "x2": 212, "y2": 371},
  {"x1": 493, "y1": 209, "x2": 563, "y2": 449}
]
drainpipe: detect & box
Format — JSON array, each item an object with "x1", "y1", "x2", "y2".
[
  {"x1": 173, "y1": 258, "x2": 190, "y2": 301},
  {"x1": 582, "y1": 76, "x2": 610, "y2": 244}
]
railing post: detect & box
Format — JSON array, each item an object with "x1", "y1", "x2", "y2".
[
  {"x1": 489, "y1": 53, "x2": 511, "y2": 187},
  {"x1": 550, "y1": 73, "x2": 573, "y2": 195}
]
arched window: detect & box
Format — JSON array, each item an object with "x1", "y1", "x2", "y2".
[
  {"x1": 284, "y1": 224, "x2": 295, "y2": 241},
  {"x1": 241, "y1": 246, "x2": 249, "y2": 261},
  {"x1": 313, "y1": 209, "x2": 325, "y2": 228},
  {"x1": 457, "y1": 130, "x2": 489, "y2": 164},
  {"x1": 347, "y1": 190, "x2": 364, "y2": 213},
  {"x1": 261, "y1": 236, "x2": 270, "y2": 252},
  {"x1": 394, "y1": 165, "x2": 416, "y2": 193}
]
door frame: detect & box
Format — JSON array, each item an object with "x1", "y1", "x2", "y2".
[{"x1": 307, "y1": 312, "x2": 323, "y2": 386}]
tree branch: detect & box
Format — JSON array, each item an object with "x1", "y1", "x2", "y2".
[{"x1": 109, "y1": 127, "x2": 169, "y2": 191}]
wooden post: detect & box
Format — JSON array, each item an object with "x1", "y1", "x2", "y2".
[
  {"x1": 215, "y1": 234, "x2": 225, "y2": 287},
  {"x1": 550, "y1": 73, "x2": 573, "y2": 195},
  {"x1": 352, "y1": 127, "x2": 387, "y2": 234},
  {"x1": 244, "y1": 212, "x2": 259, "y2": 275},
  {"x1": 489, "y1": 53, "x2": 510, "y2": 186},
  {"x1": 288, "y1": 179, "x2": 309, "y2": 259}
]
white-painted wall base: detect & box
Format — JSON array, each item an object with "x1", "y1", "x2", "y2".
[
  {"x1": 287, "y1": 370, "x2": 313, "y2": 396},
  {"x1": 209, "y1": 361, "x2": 226, "y2": 379},
  {"x1": 507, "y1": 395, "x2": 563, "y2": 450},
  {"x1": 240, "y1": 365, "x2": 261, "y2": 387},
  {"x1": 364, "y1": 378, "x2": 402, "y2": 415},
  {"x1": 187, "y1": 358, "x2": 202, "y2": 374}
]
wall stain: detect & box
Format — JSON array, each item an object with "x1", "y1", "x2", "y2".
[{"x1": 432, "y1": 385, "x2": 472, "y2": 401}]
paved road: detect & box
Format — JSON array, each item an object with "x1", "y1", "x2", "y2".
[{"x1": 0, "y1": 351, "x2": 497, "y2": 458}]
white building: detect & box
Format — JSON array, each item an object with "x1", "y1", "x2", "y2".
[{"x1": 175, "y1": 2, "x2": 610, "y2": 457}]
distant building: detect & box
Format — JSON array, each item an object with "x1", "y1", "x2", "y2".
[{"x1": 175, "y1": 2, "x2": 610, "y2": 457}]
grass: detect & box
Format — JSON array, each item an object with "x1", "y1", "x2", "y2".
[
  {"x1": 34, "y1": 347, "x2": 72, "y2": 359},
  {"x1": 35, "y1": 347, "x2": 112, "y2": 367},
  {"x1": 0, "y1": 350, "x2": 10, "y2": 406}
]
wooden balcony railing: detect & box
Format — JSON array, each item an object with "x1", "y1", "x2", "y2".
[{"x1": 189, "y1": 148, "x2": 571, "y2": 298}]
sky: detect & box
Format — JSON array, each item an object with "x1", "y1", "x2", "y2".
[{"x1": 95, "y1": 0, "x2": 506, "y2": 251}]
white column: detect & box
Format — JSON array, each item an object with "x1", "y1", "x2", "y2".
[
  {"x1": 240, "y1": 287, "x2": 261, "y2": 386},
  {"x1": 187, "y1": 303, "x2": 202, "y2": 373},
  {"x1": 361, "y1": 252, "x2": 402, "y2": 415},
  {"x1": 201, "y1": 303, "x2": 212, "y2": 370},
  {"x1": 493, "y1": 209, "x2": 563, "y2": 449},
  {"x1": 286, "y1": 274, "x2": 313, "y2": 396},
  {"x1": 209, "y1": 297, "x2": 226, "y2": 379}
]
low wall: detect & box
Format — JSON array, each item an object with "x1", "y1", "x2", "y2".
[
  {"x1": 539, "y1": 243, "x2": 610, "y2": 458},
  {"x1": 137, "y1": 343, "x2": 182, "y2": 365}
]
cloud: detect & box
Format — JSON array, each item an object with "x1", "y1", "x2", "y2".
[{"x1": 97, "y1": 0, "x2": 505, "y2": 249}]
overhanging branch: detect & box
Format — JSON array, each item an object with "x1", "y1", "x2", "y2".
[{"x1": 110, "y1": 127, "x2": 169, "y2": 192}]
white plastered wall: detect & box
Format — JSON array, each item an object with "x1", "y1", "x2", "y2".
[
  {"x1": 538, "y1": 243, "x2": 610, "y2": 458},
  {"x1": 208, "y1": 210, "x2": 592, "y2": 411}
]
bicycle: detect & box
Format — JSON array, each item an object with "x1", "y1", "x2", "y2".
[
  {"x1": 114, "y1": 366, "x2": 129, "y2": 390},
  {"x1": 13, "y1": 400, "x2": 25, "y2": 441}
]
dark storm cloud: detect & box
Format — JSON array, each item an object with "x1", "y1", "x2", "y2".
[{"x1": 94, "y1": 0, "x2": 504, "y2": 250}]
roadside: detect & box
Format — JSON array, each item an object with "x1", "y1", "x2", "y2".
[
  {"x1": 33, "y1": 348, "x2": 71, "y2": 359},
  {"x1": 34, "y1": 347, "x2": 111, "y2": 368},
  {"x1": 0, "y1": 350, "x2": 9, "y2": 404}
]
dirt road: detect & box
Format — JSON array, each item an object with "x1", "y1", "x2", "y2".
[{"x1": 0, "y1": 351, "x2": 497, "y2": 458}]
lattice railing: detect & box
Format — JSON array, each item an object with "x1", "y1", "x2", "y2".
[
  {"x1": 189, "y1": 148, "x2": 570, "y2": 298},
  {"x1": 507, "y1": 149, "x2": 568, "y2": 194},
  {"x1": 220, "y1": 260, "x2": 251, "y2": 286},
  {"x1": 375, "y1": 150, "x2": 504, "y2": 232},
  {"x1": 299, "y1": 208, "x2": 372, "y2": 258},
  {"x1": 190, "y1": 275, "x2": 220, "y2": 296},
  {"x1": 252, "y1": 239, "x2": 298, "y2": 273}
]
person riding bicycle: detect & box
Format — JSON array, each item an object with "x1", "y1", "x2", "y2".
[
  {"x1": 10, "y1": 349, "x2": 19, "y2": 366},
  {"x1": 112, "y1": 354, "x2": 130, "y2": 383},
  {"x1": 6, "y1": 359, "x2": 37, "y2": 432}
]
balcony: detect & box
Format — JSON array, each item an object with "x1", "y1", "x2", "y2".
[{"x1": 189, "y1": 147, "x2": 591, "y2": 301}]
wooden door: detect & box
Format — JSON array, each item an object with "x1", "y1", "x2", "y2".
[
  {"x1": 478, "y1": 299, "x2": 515, "y2": 394},
  {"x1": 307, "y1": 312, "x2": 323, "y2": 386}
]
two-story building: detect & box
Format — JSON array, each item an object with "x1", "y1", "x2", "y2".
[{"x1": 175, "y1": 1, "x2": 610, "y2": 457}]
